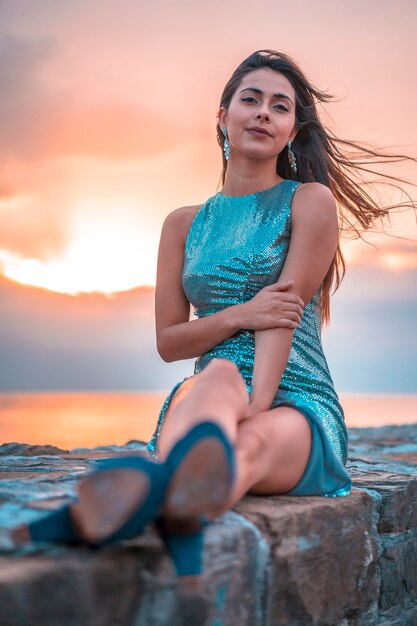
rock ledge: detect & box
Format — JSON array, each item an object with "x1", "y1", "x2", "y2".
[{"x1": 1, "y1": 424, "x2": 417, "y2": 625}]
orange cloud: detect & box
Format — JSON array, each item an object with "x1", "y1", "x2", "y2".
[{"x1": 342, "y1": 237, "x2": 417, "y2": 271}]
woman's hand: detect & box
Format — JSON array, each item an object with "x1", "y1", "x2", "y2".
[{"x1": 237, "y1": 280, "x2": 304, "y2": 331}]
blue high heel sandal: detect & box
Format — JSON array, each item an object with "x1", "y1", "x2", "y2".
[
  {"x1": 154, "y1": 419, "x2": 236, "y2": 578},
  {"x1": 16, "y1": 455, "x2": 169, "y2": 547},
  {"x1": 13, "y1": 420, "x2": 235, "y2": 581}
]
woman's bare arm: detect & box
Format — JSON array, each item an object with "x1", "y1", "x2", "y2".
[
  {"x1": 156, "y1": 205, "x2": 305, "y2": 362},
  {"x1": 248, "y1": 183, "x2": 340, "y2": 413},
  {"x1": 155, "y1": 207, "x2": 245, "y2": 362}
]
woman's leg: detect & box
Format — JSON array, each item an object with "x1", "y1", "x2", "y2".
[
  {"x1": 157, "y1": 358, "x2": 249, "y2": 461},
  {"x1": 226, "y1": 406, "x2": 312, "y2": 501},
  {"x1": 157, "y1": 358, "x2": 312, "y2": 516}
]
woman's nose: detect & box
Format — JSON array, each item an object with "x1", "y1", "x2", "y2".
[{"x1": 256, "y1": 109, "x2": 270, "y2": 121}]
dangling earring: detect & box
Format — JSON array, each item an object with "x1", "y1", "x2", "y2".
[
  {"x1": 287, "y1": 139, "x2": 297, "y2": 173},
  {"x1": 222, "y1": 127, "x2": 230, "y2": 161}
]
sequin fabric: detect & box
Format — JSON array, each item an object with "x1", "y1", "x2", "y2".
[{"x1": 146, "y1": 179, "x2": 352, "y2": 498}]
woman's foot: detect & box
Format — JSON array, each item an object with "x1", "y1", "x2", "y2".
[
  {"x1": 162, "y1": 429, "x2": 234, "y2": 520},
  {"x1": 71, "y1": 468, "x2": 151, "y2": 544},
  {"x1": 70, "y1": 456, "x2": 169, "y2": 545},
  {"x1": 10, "y1": 455, "x2": 169, "y2": 548}
]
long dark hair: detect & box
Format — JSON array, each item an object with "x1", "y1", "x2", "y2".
[{"x1": 216, "y1": 50, "x2": 417, "y2": 326}]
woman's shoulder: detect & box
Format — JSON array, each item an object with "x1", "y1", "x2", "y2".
[
  {"x1": 163, "y1": 204, "x2": 205, "y2": 242},
  {"x1": 293, "y1": 181, "x2": 337, "y2": 215},
  {"x1": 296, "y1": 181, "x2": 334, "y2": 198},
  {"x1": 166, "y1": 204, "x2": 204, "y2": 226}
]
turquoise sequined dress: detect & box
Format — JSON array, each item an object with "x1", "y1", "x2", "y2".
[{"x1": 147, "y1": 179, "x2": 352, "y2": 498}]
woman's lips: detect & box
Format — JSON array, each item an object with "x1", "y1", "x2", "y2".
[{"x1": 246, "y1": 129, "x2": 271, "y2": 137}]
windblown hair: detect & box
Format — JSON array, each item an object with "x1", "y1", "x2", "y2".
[{"x1": 216, "y1": 50, "x2": 417, "y2": 326}]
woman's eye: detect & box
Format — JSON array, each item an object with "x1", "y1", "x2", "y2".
[
  {"x1": 241, "y1": 97, "x2": 288, "y2": 112},
  {"x1": 274, "y1": 104, "x2": 289, "y2": 112}
]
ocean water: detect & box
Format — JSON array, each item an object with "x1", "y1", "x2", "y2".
[{"x1": 0, "y1": 391, "x2": 416, "y2": 451}]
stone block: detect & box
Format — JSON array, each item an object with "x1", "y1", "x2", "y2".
[{"x1": 234, "y1": 489, "x2": 378, "y2": 626}]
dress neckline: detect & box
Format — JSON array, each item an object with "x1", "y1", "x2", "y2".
[{"x1": 216, "y1": 178, "x2": 290, "y2": 200}]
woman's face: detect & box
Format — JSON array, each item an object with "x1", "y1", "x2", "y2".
[{"x1": 218, "y1": 67, "x2": 297, "y2": 162}]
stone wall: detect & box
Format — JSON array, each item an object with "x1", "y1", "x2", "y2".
[{"x1": 1, "y1": 424, "x2": 417, "y2": 625}]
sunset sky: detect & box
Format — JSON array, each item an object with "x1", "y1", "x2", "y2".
[{"x1": 0, "y1": 0, "x2": 416, "y2": 394}]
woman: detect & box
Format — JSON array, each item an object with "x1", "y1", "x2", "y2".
[{"x1": 11, "y1": 49, "x2": 416, "y2": 582}]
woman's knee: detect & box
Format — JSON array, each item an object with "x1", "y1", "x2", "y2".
[
  {"x1": 165, "y1": 360, "x2": 247, "y2": 422},
  {"x1": 202, "y1": 359, "x2": 248, "y2": 400},
  {"x1": 204, "y1": 358, "x2": 239, "y2": 378}
]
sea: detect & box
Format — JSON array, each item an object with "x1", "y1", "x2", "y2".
[{"x1": 0, "y1": 391, "x2": 416, "y2": 451}]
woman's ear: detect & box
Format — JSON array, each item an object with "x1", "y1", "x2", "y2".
[{"x1": 217, "y1": 107, "x2": 227, "y2": 129}]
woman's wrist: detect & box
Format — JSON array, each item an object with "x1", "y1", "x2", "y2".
[
  {"x1": 246, "y1": 394, "x2": 272, "y2": 416},
  {"x1": 227, "y1": 303, "x2": 247, "y2": 333}
]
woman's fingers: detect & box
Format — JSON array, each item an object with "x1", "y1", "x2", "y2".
[
  {"x1": 282, "y1": 311, "x2": 302, "y2": 324},
  {"x1": 287, "y1": 294, "x2": 304, "y2": 308},
  {"x1": 281, "y1": 304, "x2": 304, "y2": 324},
  {"x1": 269, "y1": 282, "x2": 304, "y2": 308},
  {"x1": 279, "y1": 318, "x2": 299, "y2": 329},
  {"x1": 276, "y1": 299, "x2": 304, "y2": 318}
]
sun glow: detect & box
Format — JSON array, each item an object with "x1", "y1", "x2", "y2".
[
  {"x1": 0, "y1": 199, "x2": 159, "y2": 295},
  {"x1": 379, "y1": 252, "x2": 417, "y2": 272},
  {"x1": 341, "y1": 238, "x2": 417, "y2": 272}
]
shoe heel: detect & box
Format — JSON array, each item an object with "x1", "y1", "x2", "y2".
[
  {"x1": 27, "y1": 504, "x2": 79, "y2": 543},
  {"x1": 155, "y1": 516, "x2": 209, "y2": 578}
]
